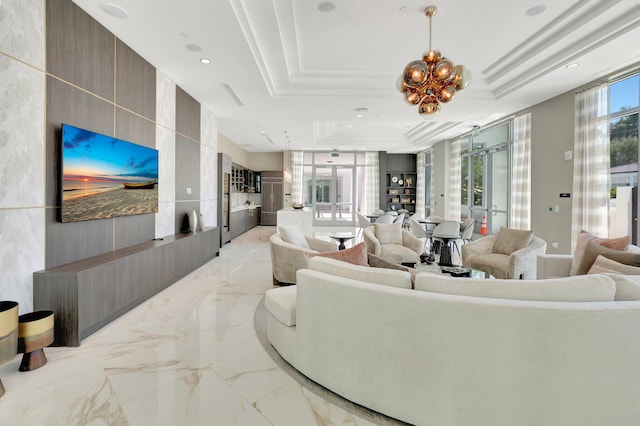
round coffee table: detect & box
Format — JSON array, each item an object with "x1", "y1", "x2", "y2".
[{"x1": 329, "y1": 233, "x2": 355, "y2": 250}]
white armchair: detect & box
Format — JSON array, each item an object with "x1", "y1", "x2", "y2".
[
  {"x1": 462, "y1": 234, "x2": 547, "y2": 280},
  {"x1": 363, "y1": 224, "x2": 422, "y2": 265},
  {"x1": 269, "y1": 233, "x2": 337, "y2": 285}
]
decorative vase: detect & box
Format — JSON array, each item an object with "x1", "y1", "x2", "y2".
[
  {"x1": 198, "y1": 213, "x2": 205, "y2": 231},
  {"x1": 18, "y1": 310, "x2": 54, "y2": 372},
  {"x1": 0, "y1": 301, "x2": 19, "y2": 397},
  {"x1": 189, "y1": 210, "x2": 198, "y2": 233}
]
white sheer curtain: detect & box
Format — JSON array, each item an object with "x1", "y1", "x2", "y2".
[
  {"x1": 416, "y1": 152, "x2": 425, "y2": 219},
  {"x1": 291, "y1": 151, "x2": 304, "y2": 204},
  {"x1": 511, "y1": 112, "x2": 532, "y2": 229},
  {"x1": 447, "y1": 139, "x2": 462, "y2": 220},
  {"x1": 363, "y1": 152, "x2": 379, "y2": 215},
  {"x1": 572, "y1": 82, "x2": 610, "y2": 247},
  {"x1": 429, "y1": 149, "x2": 435, "y2": 217}
]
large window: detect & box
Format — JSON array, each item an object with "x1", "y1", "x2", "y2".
[{"x1": 609, "y1": 73, "x2": 640, "y2": 241}]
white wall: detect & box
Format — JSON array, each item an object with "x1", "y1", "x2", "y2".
[
  {"x1": 530, "y1": 90, "x2": 575, "y2": 254},
  {"x1": 218, "y1": 132, "x2": 283, "y2": 171}
]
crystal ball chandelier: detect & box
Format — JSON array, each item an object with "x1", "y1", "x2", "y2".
[{"x1": 397, "y1": 6, "x2": 471, "y2": 116}]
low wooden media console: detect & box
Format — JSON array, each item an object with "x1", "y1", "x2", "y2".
[{"x1": 34, "y1": 227, "x2": 220, "y2": 346}]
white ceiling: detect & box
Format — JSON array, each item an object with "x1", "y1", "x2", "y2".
[{"x1": 73, "y1": 0, "x2": 640, "y2": 153}]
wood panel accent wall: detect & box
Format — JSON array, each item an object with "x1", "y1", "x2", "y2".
[
  {"x1": 176, "y1": 86, "x2": 201, "y2": 141},
  {"x1": 175, "y1": 87, "x2": 202, "y2": 229},
  {"x1": 45, "y1": 77, "x2": 115, "y2": 267},
  {"x1": 115, "y1": 39, "x2": 156, "y2": 121},
  {"x1": 46, "y1": 0, "x2": 115, "y2": 101},
  {"x1": 45, "y1": 0, "x2": 158, "y2": 268}
]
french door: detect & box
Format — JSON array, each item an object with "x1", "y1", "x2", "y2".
[
  {"x1": 312, "y1": 165, "x2": 355, "y2": 225},
  {"x1": 464, "y1": 145, "x2": 510, "y2": 234}
]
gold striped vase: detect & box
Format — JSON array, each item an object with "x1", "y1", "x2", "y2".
[
  {"x1": 0, "y1": 301, "x2": 19, "y2": 397},
  {"x1": 18, "y1": 310, "x2": 54, "y2": 372}
]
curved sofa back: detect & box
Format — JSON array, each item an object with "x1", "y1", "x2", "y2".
[{"x1": 295, "y1": 268, "x2": 640, "y2": 426}]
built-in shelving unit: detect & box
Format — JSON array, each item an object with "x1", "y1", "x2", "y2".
[
  {"x1": 379, "y1": 153, "x2": 417, "y2": 213},
  {"x1": 386, "y1": 172, "x2": 417, "y2": 213}
]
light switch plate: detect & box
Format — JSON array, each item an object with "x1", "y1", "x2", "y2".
[{"x1": 564, "y1": 150, "x2": 573, "y2": 161}]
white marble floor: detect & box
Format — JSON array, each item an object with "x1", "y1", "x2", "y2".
[{"x1": 0, "y1": 226, "x2": 380, "y2": 426}]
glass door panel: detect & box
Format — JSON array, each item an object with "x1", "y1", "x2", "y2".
[
  {"x1": 313, "y1": 166, "x2": 333, "y2": 223},
  {"x1": 489, "y1": 147, "x2": 509, "y2": 233},
  {"x1": 465, "y1": 145, "x2": 510, "y2": 234},
  {"x1": 335, "y1": 166, "x2": 354, "y2": 222},
  {"x1": 312, "y1": 165, "x2": 355, "y2": 225}
]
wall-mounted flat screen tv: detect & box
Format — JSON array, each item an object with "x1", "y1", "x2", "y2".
[{"x1": 60, "y1": 124, "x2": 159, "y2": 223}]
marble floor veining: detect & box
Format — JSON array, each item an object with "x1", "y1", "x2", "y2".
[{"x1": 0, "y1": 226, "x2": 385, "y2": 426}]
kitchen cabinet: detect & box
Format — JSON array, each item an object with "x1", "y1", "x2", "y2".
[{"x1": 230, "y1": 206, "x2": 261, "y2": 239}]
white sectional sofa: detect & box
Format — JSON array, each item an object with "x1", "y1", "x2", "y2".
[{"x1": 265, "y1": 256, "x2": 640, "y2": 426}]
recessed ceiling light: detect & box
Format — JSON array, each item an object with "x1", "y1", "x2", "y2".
[
  {"x1": 346, "y1": 124, "x2": 353, "y2": 128},
  {"x1": 200, "y1": 58, "x2": 211, "y2": 64},
  {"x1": 354, "y1": 107, "x2": 368, "y2": 118},
  {"x1": 100, "y1": 3, "x2": 128, "y2": 19},
  {"x1": 525, "y1": 5, "x2": 546, "y2": 16},
  {"x1": 318, "y1": 1, "x2": 335, "y2": 13},
  {"x1": 566, "y1": 62, "x2": 579, "y2": 68},
  {"x1": 186, "y1": 44, "x2": 203, "y2": 52}
]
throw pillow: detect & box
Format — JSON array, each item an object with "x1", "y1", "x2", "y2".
[
  {"x1": 588, "y1": 254, "x2": 640, "y2": 275},
  {"x1": 572, "y1": 239, "x2": 639, "y2": 275},
  {"x1": 374, "y1": 223, "x2": 403, "y2": 245},
  {"x1": 305, "y1": 242, "x2": 369, "y2": 266},
  {"x1": 278, "y1": 225, "x2": 309, "y2": 249},
  {"x1": 492, "y1": 227, "x2": 534, "y2": 255},
  {"x1": 569, "y1": 230, "x2": 630, "y2": 275},
  {"x1": 368, "y1": 253, "x2": 418, "y2": 285}
]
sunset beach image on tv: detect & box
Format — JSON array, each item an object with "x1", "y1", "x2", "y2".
[{"x1": 61, "y1": 124, "x2": 159, "y2": 222}]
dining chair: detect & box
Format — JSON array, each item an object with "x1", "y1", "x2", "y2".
[
  {"x1": 357, "y1": 212, "x2": 373, "y2": 241},
  {"x1": 408, "y1": 217, "x2": 428, "y2": 253},
  {"x1": 460, "y1": 218, "x2": 475, "y2": 243},
  {"x1": 374, "y1": 214, "x2": 395, "y2": 224}
]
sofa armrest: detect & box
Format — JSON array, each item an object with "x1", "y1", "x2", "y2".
[
  {"x1": 270, "y1": 234, "x2": 336, "y2": 285},
  {"x1": 363, "y1": 227, "x2": 381, "y2": 255},
  {"x1": 306, "y1": 237, "x2": 338, "y2": 252},
  {"x1": 509, "y1": 237, "x2": 547, "y2": 280},
  {"x1": 461, "y1": 235, "x2": 496, "y2": 260},
  {"x1": 537, "y1": 254, "x2": 573, "y2": 278},
  {"x1": 402, "y1": 229, "x2": 424, "y2": 254}
]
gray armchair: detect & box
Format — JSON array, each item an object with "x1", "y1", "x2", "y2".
[{"x1": 462, "y1": 234, "x2": 547, "y2": 279}]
